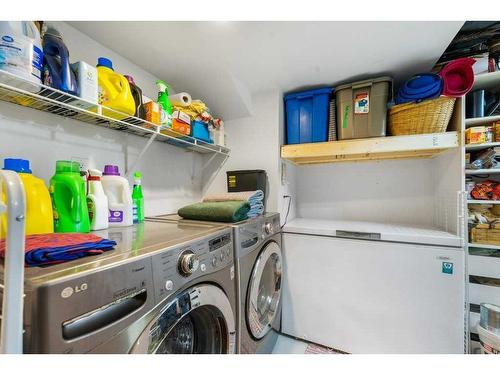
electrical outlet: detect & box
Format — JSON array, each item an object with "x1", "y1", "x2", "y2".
[{"x1": 71, "y1": 156, "x2": 89, "y2": 172}]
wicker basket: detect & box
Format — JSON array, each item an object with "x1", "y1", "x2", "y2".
[
  {"x1": 470, "y1": 227, "x2": 500, "y2": 246},
  {"x1": 388, "y1": 96, "x2": 456, "y2": 136}
]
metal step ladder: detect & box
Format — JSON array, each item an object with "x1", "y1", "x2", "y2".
[{"x1": 0, "y1": 170, "x2": 26, "y2": 354}]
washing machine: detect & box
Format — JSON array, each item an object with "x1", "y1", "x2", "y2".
[
  {"x1": 150, "y1": 213, "x2": 283, "y2": 354},
  {"x1": 0, "y1": 220, "x2": 236, "y2": 354}
]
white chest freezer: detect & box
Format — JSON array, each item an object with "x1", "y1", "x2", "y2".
[{"x1": 281, "y1": 218, "x2": 465, "y2": 354}]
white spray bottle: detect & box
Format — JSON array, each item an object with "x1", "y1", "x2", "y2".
[{"x1": 87, "y1": 168, "x2": 109, "y2": 231}]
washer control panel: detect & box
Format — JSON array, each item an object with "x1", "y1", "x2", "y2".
[{"x1": 151, "y1": 228, "x2": 233, "y2": 304}]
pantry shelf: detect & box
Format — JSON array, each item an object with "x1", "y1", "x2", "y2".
[
  {"x1": 467, "y1": 200, "x2": 500, "y2": 205},
  {"x1": 0, "y1": 69, "x2": 230, "y2": 156},
  {"x1": 465, "y1": 141, "x2": 500, "y2": 150},
  {"x1": 465, "y1": 168, "x2": 500, "y2": 175},
  {"x1": 465, "y1": 114, "x2": 500, "y2": 128},
  {"x1": 281, "y1": 131, "x2": 459, "y2": 165},
  {"x1": 468, "y1": 243, "x2": 500, "y2": 251}
]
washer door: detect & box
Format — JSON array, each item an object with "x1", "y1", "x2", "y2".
[
  {"x1": 131, "y1": 284, "x2": 235, "y2": 354},
  {"x1": 246, "y1": 240, "x2": 282, "y2": 339}
]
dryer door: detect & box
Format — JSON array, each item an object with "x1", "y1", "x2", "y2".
[
  {"x1": 131, "y1": 284, "x2": 236, "y2": 354},
  {"x1": 246, "y1": 240, "x2": 282, "y2": 339}
]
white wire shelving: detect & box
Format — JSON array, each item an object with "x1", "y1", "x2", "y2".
[{"x1": 0, "y1": 69, "x2": 230, "y2": 158}]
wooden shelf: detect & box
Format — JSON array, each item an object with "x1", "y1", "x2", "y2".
[
  {"x1": 281, "y1": 132, "x2": 458, "y2": 165},
  {"x1": 465, "y1": 141, "x2": 500, "y2": 151},
  {"x1": 465, "y1": 114, "x2": 500, "y2": 128}
]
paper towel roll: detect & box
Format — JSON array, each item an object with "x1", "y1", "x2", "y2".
[{"x1": 169, "y1": 92, "x2": 192, "y2": 107}]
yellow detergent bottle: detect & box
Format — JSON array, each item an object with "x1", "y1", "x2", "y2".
[
  {"x1": 1, "y1": 158, "x2": 53, "y2": 239},
  {"x1": 96, "y1": 57, "x2": 136, "y2": 120}
]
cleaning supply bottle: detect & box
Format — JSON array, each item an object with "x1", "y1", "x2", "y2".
[
  {"x1": 86, "y1": 169, "x2": 109, "y2": 231},
  {"x1": 156, "y1": 80, "x2": 173, "y2": 126},
  {"x1": 132, "y1": 171, "x2": 144, "y2": 224},
  {"x1": 0, "y1": 21, "x2": 43, "y2": 86},
  {"x1": 96, "y1": 57, "x2": 136, "y2": 120},
  {"x1": 124, "y1": 75, "x2": 146, "y2": 119},
  {"x1": 42, "y1": 24, "x2": 78, "y2": 96},
  {"x1": 50, "y1": 160, "x2": 90, "y2": 233},
  {"x1": 1, "y1": 158, "x2": 53, "y2": 239},
  {"x1": 101, "y1": 165, "x2": 133, "y2": 227}
]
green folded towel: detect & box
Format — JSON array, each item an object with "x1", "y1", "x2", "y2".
[{"x1": 178, "y1": 201, "x2": 250, "y2": 223}]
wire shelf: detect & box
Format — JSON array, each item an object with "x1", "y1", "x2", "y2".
[{"x1": 0, "y1": 69, "x2": 230, "y2": 156}]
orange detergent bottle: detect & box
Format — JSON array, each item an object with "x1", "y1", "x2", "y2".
[
  {"x1": 95, "y1": 57, "x2": 136, "y2": 120},
  {"x1": 1, "y1": 158, "x2": 53, "y2": 239}
]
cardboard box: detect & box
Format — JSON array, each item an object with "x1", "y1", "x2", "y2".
[
  {"x1": 466, "y1": 126, "x2": 486, "y2": 145},
  {"x1": 172, "y1": 119, "x2": 191, "y2": 135},
  {"x1": 144, "y1": 101, "x2": 161, "y2": 125},
  {"x1": 172, "y1": 110, "x2": 191, "y2": 125}
]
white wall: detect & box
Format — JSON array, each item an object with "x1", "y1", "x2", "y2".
[
  {"x1": 0, "y1": 22, "x2": 208, "y2": 216},
  {"x1": 205, "y1": 89, "x2": 282, "y2": 213}
]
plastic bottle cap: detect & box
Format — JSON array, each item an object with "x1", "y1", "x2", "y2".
[
  {"x1": 103, "y1": 165, "x2": 120, "y2": 176},
  {"x1": 97, "y1": 57, "x2": 114, "y2": 70},
  {"x1": 3, "y1": 158, "x2": 32, "y2": 174},
  {"x1": 133, "y1": 171, "x2": 142, "y2": 179},
  {"x1": 56, "y1": 160, "x2": 80, "y2": 174}
]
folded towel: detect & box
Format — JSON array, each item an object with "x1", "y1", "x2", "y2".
[
  {"x1": 395, "y1": 74, "x2": 443, "y2": 104},
  {"x1": 0, "y1": 233, "x2": 117, "y2": 267},
  {"x1": 439, "y1": 57, "x2": 475, "y2": 97},
  {"x1": 247, "y1": 202, "x2": 264, "y2": 218},
  {"x1": 203, "y1": 190, "x2": 264, "y2": 204},
  {"x1": 178, "y1": 201, "x2": 250, "y2": 223}
]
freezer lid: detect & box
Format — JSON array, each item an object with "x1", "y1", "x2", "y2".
[{"x1": 283, "y1": 218, "x2": 462, "y2": 247}]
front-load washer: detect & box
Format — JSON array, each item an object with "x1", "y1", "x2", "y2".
[
  {"x1": 0, "y1": 220, "x2": 236, "y2": 354},
  {"x1": 149, "y1": 213, "x2": 283, "y2": 354}
]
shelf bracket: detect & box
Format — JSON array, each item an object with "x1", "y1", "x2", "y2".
[{"x1": 126, "y1": 132, "x2": 158, "y2": 176}]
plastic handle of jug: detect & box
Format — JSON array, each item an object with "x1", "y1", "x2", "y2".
[{"x1": 68, "y1": 179, "x2": 82, "y2": 224}]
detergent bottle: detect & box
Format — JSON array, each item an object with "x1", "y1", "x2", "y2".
[
  {"x1": 132, "y1": 171, "x2": 144, "y2": 224},
  {"x1": 96, "y1": 57, "x2": 136, "y2": 120},
  {"x1": 101, "y1": 165, "x2": 133, "y2": 227},
  {"x1": 0, "y1": 21, "x2": 43, "y2": 86},
  {"x1": 156, "y1": 80, "x2": 173, "y2": 126},
  {"x1": 86, "y1": 169, "x2": 109, "y2": 231},
  {"x1": 124, "y1": 75, "x2": 146, "y2": 119},
  {"x1": 50, "y1": 160, "x2": 90, "y2": 233},
  {"x1": 42, "y1": 24, "x2": 78, "y2": 96},
  {"x1": 1, "y1": 158, "x2": 53, "y2": 239}
]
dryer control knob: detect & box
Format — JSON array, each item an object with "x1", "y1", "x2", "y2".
[
  {"x1": 212, "y1": 257, "x2": 217, "y2": 267},
  {"x1": 178, "y1": 251, "x2": 200, "y2": 276},
  {"x1": 165, "y1": 280, "x2": 174, "y2": 291},
  {"x1": 264, "y1": 222, "x2": 274, "y2": 235}
]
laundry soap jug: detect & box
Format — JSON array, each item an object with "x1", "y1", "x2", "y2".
[
  {"x1": 101, "y1": 165, "x2": 133, "y2": 227},
  {"x1": 42, "y1": 24, "x2": 78, "y2": 96},
  {"x1": 124, "y1": 75, "x2": 146, "y2": 119},
  {"x1": 70, "y1": 61, "x2": 98, "y2": 109},
  {"x1": 1, "y1": 158, "x2": 53, "y2": 239},
  {"x1": 86, "y1": 169, "x2": 109, "y2": 231},
  {"x1": 50, "y1": 160, "x2": 90, "y2": 233},
  {"x1": 0, "y1": 21, "x2": 43, "y2": 86},
  {"x1": 156, "y1": 80, "x2": 173, "y2": 126},
  {"x1": 96, "y1": 57, "x2": 136, "y2": 120}
]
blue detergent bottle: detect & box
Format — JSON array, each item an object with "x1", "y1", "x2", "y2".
[{"x1": 42, "y1": 24, "x2": 78, "y2": 96}]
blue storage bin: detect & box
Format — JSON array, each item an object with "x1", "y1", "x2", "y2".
[
  {"x1": 284, "y1": 87, "x2": 333, "y2": 144},
  {"x1": 191, "y1": 120, "x2": 212, "y2": 143}
]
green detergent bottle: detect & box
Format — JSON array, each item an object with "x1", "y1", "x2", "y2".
[
  {"x1": 50, "y1": 160, "x2": 90, "y2": 233},
  {"x1": 132, "y1": 171, "x2": 144, "y2": 224},
  {"x1": 156, "y1": 80, "x2": 172, "y2": 126}
]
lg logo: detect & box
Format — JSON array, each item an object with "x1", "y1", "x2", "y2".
[{"x1": 61, "y1": 283, "x2": 88, "y2": 298}]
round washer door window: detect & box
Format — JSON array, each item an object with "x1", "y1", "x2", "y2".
[{"x1": 246, "y1": 240, "x2": 282, "y2": 339}]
